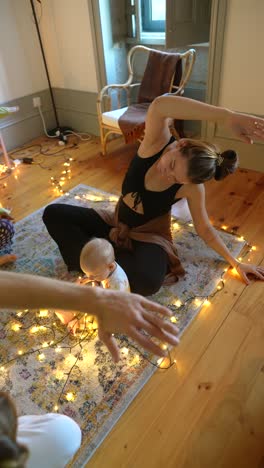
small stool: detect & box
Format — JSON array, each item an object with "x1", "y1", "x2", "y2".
[
  {"x1": 0, "y1": 131, "x2": 11, "y2": 169},
  {"x1": 0, "y1": 106, "x2": 19, "y2": 169}
]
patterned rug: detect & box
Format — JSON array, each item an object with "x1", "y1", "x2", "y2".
[{"x1": 0, "y1": 184, "x2": 246, "y2": 467}]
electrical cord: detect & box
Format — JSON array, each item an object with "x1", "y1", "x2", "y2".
[
  {"x1": 64, "y1": 130, "x2": 92, "y2": 141},
  {"x1": 37, "y1": 107, "x2": 57, "y2": 138},
  {"x1": 37, "y1": 105, "x2": 92, "y2": 142}
]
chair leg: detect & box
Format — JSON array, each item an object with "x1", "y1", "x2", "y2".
[
  {"x1": 0, "y1": 132, "x2": 11, "y2": 168},
  {"x1": 99, "y1": 126, "x2": 107, "y2": 156}
]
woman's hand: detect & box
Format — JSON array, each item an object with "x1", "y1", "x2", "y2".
[
  {"x1": 225, "y1": 111, "x2": 264, "y2": 144},
  {"x1": 95, "y1": 289, "x2": 180, "y2": 363},
  {"x1": 235, "y1": 262, "x2": 264, "y2": 285}
]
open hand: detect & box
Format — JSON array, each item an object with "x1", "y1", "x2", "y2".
[
  {"x1": 235, "y1": 262, "x2": 264, "y2": 285},
  {"x1": 226, "y1": 112, "x2": 264, "y2": 144},
  {"x1": 96, "y1": 290, "x2": 180, "y2": 362}
]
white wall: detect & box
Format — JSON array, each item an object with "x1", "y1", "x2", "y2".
[
  {"x1": 0, "y1": 0, "x2": 47, "y2": 102},
  {"x1": 219, "y1": 0, "x2": 264, "y2": 115},
  {"x1": 0, "y1": 0, "x2": 98, "y2": 104},
  {"x1": 40, "y1": 0, "x2": 98, "y2": 92}
]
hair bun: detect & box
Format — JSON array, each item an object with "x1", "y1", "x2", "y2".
[{"x1": 215, "y1": 149, "x2": 238, "y2": 181}]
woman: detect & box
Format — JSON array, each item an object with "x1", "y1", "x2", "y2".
[
  {"x1": 0, "y1": 391, "x2": 81, "y2": 468},
  {"x1": 0, "y1": 272, "x2": 178, "y2": 467},
  {"x1": 43, "y1": 96, "x2": 264, "y2": 295},
  {"x1": 0, "y1": 271, "x2": 179, "y2": 361}
]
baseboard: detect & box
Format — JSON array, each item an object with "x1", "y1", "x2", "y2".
[
  {"x1": 0, "y1": 90, "x2": 56, "y2": 150},
  {"x1": 53, "y1": 88, "x2": 99, "y2": 135},
  {"x1": 0, "y1": 88, "x2": 100, "y2": 152}
]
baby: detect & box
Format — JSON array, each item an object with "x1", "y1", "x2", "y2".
[
  {"x1": 80, "y1": 238, "x2": 130, "y2": 291},
  {"x1": 56, "y1": 238, "x2": 130, "y2": 332}
]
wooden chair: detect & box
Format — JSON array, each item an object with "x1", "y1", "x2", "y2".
[{"x1": 97, "y1": 45, "x2": 196, "y2": 155}]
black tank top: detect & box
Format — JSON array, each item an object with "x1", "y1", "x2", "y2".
[{"x1": 118, "y1": 137, "x2": 182, "y2": 227}]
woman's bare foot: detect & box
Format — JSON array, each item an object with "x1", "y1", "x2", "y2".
[{"x1": 0, "y1": 254, "x2": 17, "y2": 266}]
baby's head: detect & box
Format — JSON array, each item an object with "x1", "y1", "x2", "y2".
[{"x1": 80, "y1": 238, "x2": 115, "y2": 282}]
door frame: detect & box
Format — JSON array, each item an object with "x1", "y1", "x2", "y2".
[{"x1": 202, "y1": 0, "x2": 228, "y2": 139}]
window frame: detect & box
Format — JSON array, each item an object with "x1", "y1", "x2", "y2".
[
  {"x1": 126, "y1": 0, "x2": 165, "y2": 45},
  {"x1": 140, "y1": 0, "x2": 165, "y2": 33}
]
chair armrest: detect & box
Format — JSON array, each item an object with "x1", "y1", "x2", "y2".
[{"x1": 97, "y1": 83, "x2": 141, "y2": 114}]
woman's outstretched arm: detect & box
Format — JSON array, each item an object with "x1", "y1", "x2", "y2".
[
  {"x1": 0, "y1": 271, "x2": 179, "y2": 361},
  {"x1": 142, "y1": 95, "x2": 264, "y2": 150},
  {"x1": 186, "y1": 184, "x2": 264, "y2": 285}
]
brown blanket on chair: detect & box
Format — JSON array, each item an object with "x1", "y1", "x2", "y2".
[{"x1": 118, "y1": 50, "x2": 182, "y2": 144}]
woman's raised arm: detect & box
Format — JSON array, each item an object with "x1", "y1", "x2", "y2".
[{"x1": 142, "y1": 95, "x2": 264, "y2": 149}]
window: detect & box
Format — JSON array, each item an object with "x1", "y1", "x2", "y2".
[
  {"x1": 141, "y1": 0, "x2": 165, "y2": 33},
  {"x1": 126, "y1": 0, "x2": 165, "y2": 45}
]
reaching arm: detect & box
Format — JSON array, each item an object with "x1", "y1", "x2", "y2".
[
  {"x1": 141, "y1": 95, "x2": 264, "y2": 151},
  {"x1": 186, "y1": 185, "x2": 264, "y2": 285},
  {"x1": 0, "y1": 271, "x2": 180, "y2": 361}
]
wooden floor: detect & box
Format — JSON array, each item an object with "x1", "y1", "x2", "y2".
[{"x1": 1, "y1": 135, "x2": 264, "y2": 468}]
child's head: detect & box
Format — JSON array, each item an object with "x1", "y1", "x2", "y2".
[
  {"x1": 80, "y1": 238, "x2": 115, "y2": 281},
  {"x1": 0, "y1": 392, "x2": 29, "y2": 467}
]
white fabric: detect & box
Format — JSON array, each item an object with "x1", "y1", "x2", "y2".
[
  {"x1": 101, "y1": 107, "x2": 128, "y2": 128},
  {"x1": 102, "y1": 262, "x2": 130, "y2": 292},
  {"x1": 17, "y1": 413, "x2": 81, "y2": 468}
]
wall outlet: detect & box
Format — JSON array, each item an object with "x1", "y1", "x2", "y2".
[{"x1": 33, "y1": 96, "x2": 41, "y2": 108}]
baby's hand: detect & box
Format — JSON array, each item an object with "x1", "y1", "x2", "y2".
[
  {"x1": 55, "y1": 310, "x2": 76, "y2": 325},
  {"x1": 67, "y1": 314, "x2": 98, "y2": 335}
]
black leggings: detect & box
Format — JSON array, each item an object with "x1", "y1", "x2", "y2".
[{"x1": 42, "y1": 204, "x2": 168, "y2": 296}]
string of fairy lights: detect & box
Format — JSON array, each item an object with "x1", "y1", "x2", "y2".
[
  {"x1": 0, "y1": 198, "x2": 256, "y2": 410},
  {"x1": 0, "y1": 146, "x2": 258, "y2": 409}
]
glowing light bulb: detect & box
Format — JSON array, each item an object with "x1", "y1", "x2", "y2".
[
  {"x1": 194, "y1": 298, "x2": 202, "y2": 307},
  {"x1": 12, "y1": 323, "x2": 21, "y2": 332},
  {"x1": 0, "y1": 366, "x2": 5, "y2": 371},
  {"x1": 54, "y1": 405, "x2": 59, "y2": 411},
  {"x1": 221, "y1": 225, "x2": 227, "y2": 230},
  {"x1": 252, "y1": 246, "x2": 256, "y2": 251},
  {"x1": 173, "y1": 222, "x2": 180, "y2": 229},
  {"x1": 157, "y1": 358, "x2": 163, "y2": 366},
  {"x1": 174, "y1": 299, "x2": 182, "y2": 308},
  {"x1": 30, "y1": 326, "x2": 39, "y2": 333},
  {"x1": 55, "y1": 346, "x2": 62, "y2": 353},
  {"x1": 39, "y1": 309, "x2": 49, "y2": 318},
  {"x1": 42, "y1": 342, "x2": 49, "y2": 348},
  {"x1": 17, "y1": 312, "x2": 23, "y2": 317},
  {"x1": 65, "y1": 392, "x2": 75, "y2": 402},
  {"x1": 18, "y1": 350, "x2": 23, "y2": 355},
  {"x1": 204, "y1": 299, "x2": 211, "y2": 306},
  {"x1": 38, "y1": 353, "x2": 45, "y2": 361},
  {"x1": 239, "y1": 236, "x2": 244, "y2": 241},
  {"x1": 170, "y1": 316, "x2": 178, "y2": 323},
  {"x1": 188, "y1": 222, "x2": 193, "y2": 227},
  {"x1": 160, "y1": 344, "x2": 167, "y2": 350},
  {"x1": 217, "y1": 285, "x2": 222, "y2": 290},
  {"x1": 121, "y1": 347, "x2": 129, "y2": 355}
]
